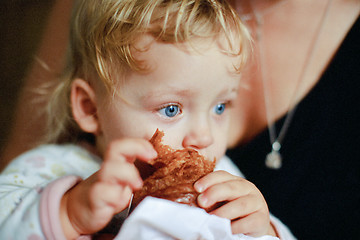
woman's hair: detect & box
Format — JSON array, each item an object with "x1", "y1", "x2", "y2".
[{"x1": 45, "y1": 0, "x2": 251, "y2": 144}]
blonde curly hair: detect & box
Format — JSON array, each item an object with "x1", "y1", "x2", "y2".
[{"x1": 45, "y1": 0, "x2": 251, "y2": 144}]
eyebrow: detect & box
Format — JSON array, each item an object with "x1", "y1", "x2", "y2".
[
  {"x1": 218, "y1": 86, "x2": 239, "y2": 97},
  {"x1": 141, "y1": 88, "x2": 195, "y2": 101},
  {"x1": 140, "y1": 83, "x2": 238, "y2": 103}
]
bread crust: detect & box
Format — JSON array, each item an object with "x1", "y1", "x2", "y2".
[{"x1": 132, "y1": 130, "x2": 215, "y2": 210}]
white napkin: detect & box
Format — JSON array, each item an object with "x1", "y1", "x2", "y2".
[{"x1": 115, "y1": 197, "x2": 279, "y2": 240}]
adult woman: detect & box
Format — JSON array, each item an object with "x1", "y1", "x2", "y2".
[{"x1": 227, "y1": 0, "x2": 360, "y2": 239}]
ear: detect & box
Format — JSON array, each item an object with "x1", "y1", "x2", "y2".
[{"x1": 71, "y1": 78, "x2": 101, "y2": 135}]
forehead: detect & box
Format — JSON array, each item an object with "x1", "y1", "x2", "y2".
[
  {"x1": 112, "y1": 36, "x2": 241, "y2": 100},
  {"x1": 131, "y1": 35, "x2": 242, "y2": 74}
]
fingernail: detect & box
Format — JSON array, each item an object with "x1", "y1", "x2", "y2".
[
  {"x1": 134, "y1": 178, "x2": 143, "y2": 189},
  {"x1": 194, "y1": 182, "x2": 204, "y2": 193},
  {"x1": 198, "y1": 193, "x2": 208, "y2": 207},
  {"x1": 148, "y1": 149, "x2": 158, "y2": 158}
]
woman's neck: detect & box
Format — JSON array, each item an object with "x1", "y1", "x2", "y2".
[{"x1": 228, "y1": 0, "x2": 360, "y2": 148}]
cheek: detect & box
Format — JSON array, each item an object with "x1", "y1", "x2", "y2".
[
  {"x1": 98, "y1": 107, "x2": 136, "y2": 139},
  {"x1": 213, "y1": 135, "x2": 228, "y2": 161},
  {"x1": 212, "y1": 118, "x2": 230, "y2": 159},
  {"x1": 156, "y1": 127, "x2": 184, "y2": 149},
  {"x1": 98, "y1": 106, "x2": 159, "y2": 143}
]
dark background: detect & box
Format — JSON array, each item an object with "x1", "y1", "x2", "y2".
[{"x1": 0, "y1": 0, "x2": 54, "y2": 154}]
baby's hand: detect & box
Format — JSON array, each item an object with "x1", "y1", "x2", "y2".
[
  {"x1": 194, "y1": 170, "x2": 276, "y2": 237},
  {"x1": 60, "y1": 138, "x2": 157, "y2": 239}
]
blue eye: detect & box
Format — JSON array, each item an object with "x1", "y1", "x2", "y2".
[
  {"x1": 158, "y1": 105, "x2": 180, "y2": 118},
  {"x1": 213, "y1": 103, "x2": 226, "y2": 115}
]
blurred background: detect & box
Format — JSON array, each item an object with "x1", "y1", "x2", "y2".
[{"x1": 0, "y1": 0, "x2": 54, "y2": 154}]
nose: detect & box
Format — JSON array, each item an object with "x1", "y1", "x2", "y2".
[{"x1": 182, "y1": 121, "x2": 214, "y2": 150}]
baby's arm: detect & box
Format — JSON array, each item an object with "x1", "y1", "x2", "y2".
[
  {"x1": 60, "y1": 138, "x2": 157, "y2": 239},
  {"x1": 0, "y1": 140, "x2": 156, "y2": 239},
  {"x1": 0, "y1": 144, "x2": 99, "y2": 239}
]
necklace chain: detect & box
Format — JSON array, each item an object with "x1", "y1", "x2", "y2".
[{"x1": 251, "y1": 0, "x2": 334, "y2": 169}]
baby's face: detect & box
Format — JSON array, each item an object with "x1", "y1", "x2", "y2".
[{"x1": 95, "y1": 37, "x2": 241, "y2": 162}]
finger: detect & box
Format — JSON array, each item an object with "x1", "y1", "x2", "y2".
[
  {"x1": 100, "y1": 159, "x2": 144, "y2": 189},
  {"x1": 104, "y1": 138, "x2": 157, "y2": 164},
  {"x1": 91, "y1": 182, "x2": 132, "y2": 213},
  {"x1": 209, "y1": 193, "x2": 262, "y2": 220},
  {"x1": 230, "y1": 211, "x2": 270, "y2": 237},
  {"x1": 197, "y1": 178, "x2": 253, "y2": 208},
  {"x1": 194, "y1": 170, "x2": 239, "y2": 193},
  {"x1": 100, "y1": 138, "x2": 157, "y2": 188}
]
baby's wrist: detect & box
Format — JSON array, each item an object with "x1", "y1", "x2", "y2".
[{"x1": 60, "y1": 192, "x2": 81, "y2": 239}]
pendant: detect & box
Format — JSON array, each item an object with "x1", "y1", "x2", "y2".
[{"x1": 265, "y1": 150, "x2": 282, "y2": 169}]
